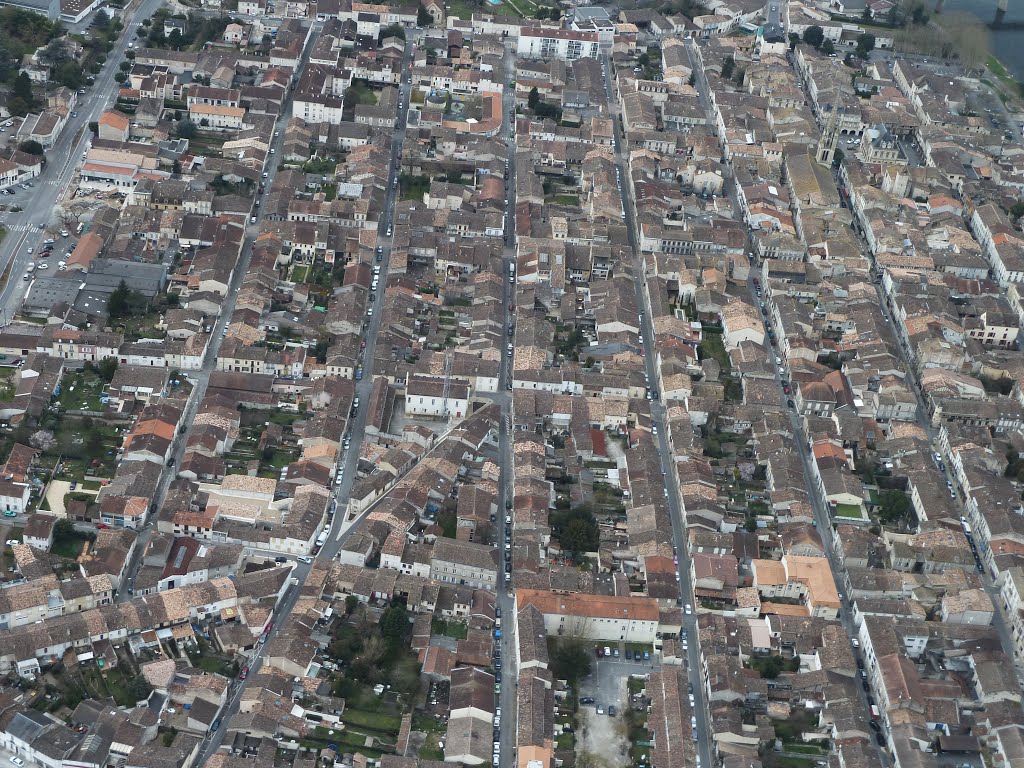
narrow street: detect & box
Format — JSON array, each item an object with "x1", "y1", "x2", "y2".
[
  {"x1": 496, "y1": 40, "x2": 519, "y2": 768},
  {"x1": 682, "y1": 29, "x2": 892, "y2": 767},
  {"x1": 599, "y1": 53, "x2": 714, "y2": 768},
  {"x1": 107, "y1": 27, "x2": 421, "y2": 765},
  {"x1": 117, "y1": 20, "x2": 327, "y2": 601}
]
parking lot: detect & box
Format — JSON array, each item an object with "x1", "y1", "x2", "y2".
[
  {"x1": 576, "y1": 654, "x2": 658, "y2": 767},
  {"x1": 581, "y1": 653, "x2": 658, "y2": 711}
]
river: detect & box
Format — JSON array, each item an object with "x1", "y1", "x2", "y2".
[{"x1": 938, "y1": 0, "x2": 1024, "y2": 79}]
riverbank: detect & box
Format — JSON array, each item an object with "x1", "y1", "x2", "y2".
[{"x1": 984, "y1": 54, "x2": 1024, "y2": 108}]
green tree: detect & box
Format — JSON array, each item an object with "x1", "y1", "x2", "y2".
[
  {"x1": 114, "y1": 71, "x2": 127, "y2": 83},
  {"x1": 88, "y1": 121, "x2": 98, "y2": 134},
  {"x1": 528, "y1": 87, "x2": 539, "y2": 110},
  {"x1": 381, "y1": 23, "x2": 406, "y2": 40},
  {"x1": 345, "y1": 595, "x2": 360, "y2": 615},
  {"x1": 0, "y1": 44, "x2": 17, "y2": 84},
  {"x1": 379, "y1": 603, "x2": 410, "y2": 641},
  {"x1": 562, "y1": 517, "x2": 598, "y2": 554},
  {"x1": 878, "y1": 489, "x2": 911, "y2": 525},
  {"x1": 855, "y1": 32, "x2": 876, "y2": 58},
  {"x1": 107, "y1": 280, "x2": 132, "y2": 319},
  {"x1": 97, "y1": 357, "x2": 118, "y2": 382},
  {"x1": 6, "y1": 97, "x2": 29, "y2": 118},
  {"x1": 39, "y1": 39, "x2": 70, "y2": 67},
  {"x1": 129, "y1": 673, "x2": 153, "y2": 702},
  {"x1": 721, "y1": 55, "x2": 735, "y2": 80},
  {"x1": 550, "y1": 638, "x2": 592, "y2": 686},
  {"x1": 802, "y1": 25, "x2": 824, "y2": 48},
  {"x1": 94, "y1": 8, "x2": 110, "y2": 29},
  {"x1": 313, "y1": 337, "x2": 329, "y2": 364},
  {"x1": 789, "y1": 32, "x2": 800, "y2": 51},
  {"x1": 822, "y1": 39, "x2": 836, "y2": 55},
  {"x1": 862, "y1": 6, "x2": 872, "y2": 21},
  {"x1": 551, "y1": 505, "x2": 599, "y2": 556},
  {"x1": 53, "y1": 61, "x2": 83, "y2": 90},
  {"x1": 54, "y1": 518, "x2": 77, "y2": 541},
  {"x1": 17, "y1": 140, "x2": 43, "y2": 155},
  {"x1": 175, "y1": 119, "x2": 197, "y2": 139},
  {"x1": 12, "y1": 71, "x2": 33, "y2": 104},
  {"x1": 417, "y1": 4, "x2": 432, "y2": 25},
  {"x1": 1010, "y1": 201, "x2": 1024, "y2": 221}
]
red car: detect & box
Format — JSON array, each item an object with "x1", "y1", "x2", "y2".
[
  {"x1": 266, "y1": 621, "x2": 274, "y2": 633},
  {"x1": 240, "y1": 666, "x2": 249, "y2": 680},
  {"x1": 96, "y1": 523, "x2": 109, "y2": 529},
  {"x1": 596, "y1": 647, "x2": 604, "y2": 658},
  {"x1": 783, "y1": 385, "x2": 791, "y2": 395}
]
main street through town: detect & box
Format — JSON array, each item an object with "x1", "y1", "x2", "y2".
[
  {"x1": 495, "y1": 39, "x2": 519, "y2": 768},
  {"x1": 190, "y1": 28, "x2": 417, "y2": 767},
  {"x1": 0, "y1": 0, "x2": 165, "y2": 322},
  {"x1": 600, "y1": 53, "x2": 714, "y2": 768}
]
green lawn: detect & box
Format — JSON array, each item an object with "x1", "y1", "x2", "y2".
[
  {"x1": 267, "y1": 410, "x2": 302, "y2": 427},
  {"x1": 56, "y1": 370, "x2": 108, "y2": 412},
  {"x1": 431, "y1": 617, "x2": 468, "y2": 640},
  {"x1": 987, "y1": 55, "x2": 1024, "y2": 97},
  {"x1": 347, "y1": 80, "x2": 377, "y2": 106},
  {"x1": 400, "y1": 173, "x2": 430, "y2": 201},
  {"x1": 101, "y1": 667, "x2": 136, "y2": 707},
  {"x1": 0, "y1": 368, "x2": 14, "y2": 400},
  {"x1": 188, "y1": 639, "x2": 236, "y2": 677},
  {"x1": 446, "y1": 0, "x2": 525, "y2": 18},
  {"x1": 419, "y1": 742, "x2": 444, "y2": 761},
  {"x1": 342, "y1": 709, "x2": 402, "y2": 733},
  {"x1": 785, "y1": 744, "x2": 827, "y2": 755},
  {"x1": 834, "y1": 502, "x2": 866, "y2": 519},
  {"x1": 698, "y1": 331, "x2": 731, "y2": 371},
  {"x1": 52, "y1": 531, "x2": 90, "y2": 559},
  {"x1": 550, "y1": 195, "x2": 580, "y2": 206}
]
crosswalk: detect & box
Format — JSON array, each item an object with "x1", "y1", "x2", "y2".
[{"x1": 0, "y1": 223, "x2": 34, "y2": 233}]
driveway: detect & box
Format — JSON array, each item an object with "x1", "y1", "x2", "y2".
[
  {"x1": 44, "y1": 480, "x2": 97, "y2": 517},
  {"x1": 45, "y1": 480, "x2": 72, "y2": 517}
]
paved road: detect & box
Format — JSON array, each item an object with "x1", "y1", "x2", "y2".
[
  {"x1": 496, "y1": 41, "x2": 518, "y2": 768},
  {"x1": 0, "y1": 0, "x2": 165, "y2": 321},
  {"x1": 599, "y1": 52, "x2": 714, "y2": 768},
  {"x1": 685, "y1": 32, "x2": 890, "y2": 765},
  {"x1": 116, "y1": 21, "x2": 328, "y2": 602},
  {"x1": 192, "y1": 28, "x2": 417, "y2": 768}
]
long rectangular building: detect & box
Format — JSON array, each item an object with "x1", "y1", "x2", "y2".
[
  {"x1": 515, "y1": 588, "x2": 659, "y2": 643},
  {"x1": 516, "y1": 28, "x2": 599, "y2": 61}
]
